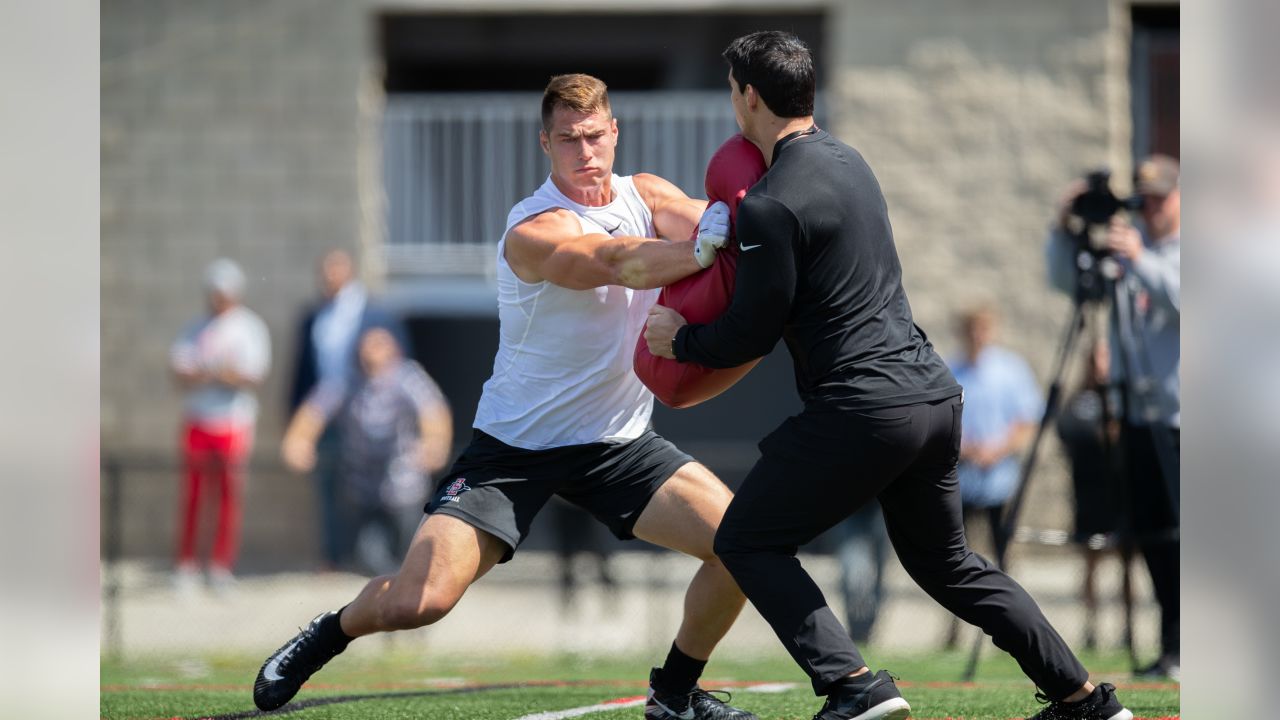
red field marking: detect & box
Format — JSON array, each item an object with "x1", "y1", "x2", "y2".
[
  {"x1": 511, "y1": 696, "x2": 646, "y2": 720},
  {"x1": 1122, "y1": 682, "x2": 1182, "y2": 690},
  {"x1": 600, "y1": 696, "x2": 647, "y2": 705},
  {"x1": 102, "y1": 676, "x2": 1180, "y2": 693}
]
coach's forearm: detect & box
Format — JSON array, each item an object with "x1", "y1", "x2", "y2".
[{"x1": 674, "y1": 209, "x2": 794, "y2": 366}]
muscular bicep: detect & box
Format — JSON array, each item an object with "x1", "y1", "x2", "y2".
[
  {"x1": 633, "y1": 172, "x2": 706, "y2": 240},
  {"x1": 504, "y1": 211, "x2": 616, "y2": 289}
]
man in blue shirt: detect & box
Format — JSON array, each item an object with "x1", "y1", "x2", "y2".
[{"x1": 948, "y1": 305, "x2": 1042, "y2": 562}]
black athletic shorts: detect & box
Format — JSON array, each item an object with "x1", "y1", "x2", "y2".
[{"x1": 425, "y1": 429, "x2": 693, "y2": 562}]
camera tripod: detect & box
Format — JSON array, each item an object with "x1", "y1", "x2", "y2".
[{"x1": 960, "y1": 262, "x2": 1143, "y2": 681}]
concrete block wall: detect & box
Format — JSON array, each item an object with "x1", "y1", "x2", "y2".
[{"x1": 829, "y1": 0, "x2": 1129, "y2": 365}]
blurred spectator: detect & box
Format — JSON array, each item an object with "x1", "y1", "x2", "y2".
[
  {"x1": 548, "y1": 499, "x2": 618, "y2": 612},
  {"x1": 1047, "y1": 155, "x2": 1180, "y2": 679},
  {"x1": 833, "y1": 504, "x2": 889, "y2": 645},
  {"x1": 288, "y1": 249, "x2": 408, "y2": 569},
  {"x1": 282, "y1": 326, "x2": 452, "y2": 575},
  {"x1": 169, "y1": 259, "x2": 271, "y2": 594},
  {"x1": 949, "y1": 305, "x2": 1042, "y2": 561},
  {"x1": 941, "y1": 304, "x2": 1040, "y2": 647},
  {"x1": 1056, "y1": 338, "x2": 1123, "y2": 650}
]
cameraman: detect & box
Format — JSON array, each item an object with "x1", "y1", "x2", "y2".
[{"x1": 1046, "y1": 154, "x2": 1180, "y2": 680}]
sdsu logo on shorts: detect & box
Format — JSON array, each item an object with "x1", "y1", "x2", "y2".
[{"x1": 442, "y1": 478, "x2": 471, "y2": 503}]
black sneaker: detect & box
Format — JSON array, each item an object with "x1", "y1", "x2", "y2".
[
  {"x1": 253, "y1": 612, "x2": 348, "y2": 711},
  {"x1": 646, "y1": 668, "x2": 758, "y2": 720},
  {"x1": 1027, "y1": 682, "x2": 1133, "y2": 720},
  {"x1": 813, "y1": 671, "x2": 910, "y2": 720}
]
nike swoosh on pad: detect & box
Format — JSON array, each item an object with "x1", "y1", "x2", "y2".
[
  {"x1": 739, "y1": 243, "x2": 762, "y2": 251},
  {"x1": 262, "y1": 639, "x2": 300, "y2": 682}
]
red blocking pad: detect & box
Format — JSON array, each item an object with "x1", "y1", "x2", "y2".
[{"x1": 635, "y1": 134, "x2": 766, "y2": 408}]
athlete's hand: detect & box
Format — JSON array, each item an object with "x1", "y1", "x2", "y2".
[
  {"x1": 645, "y1": 305, "x2": 688, "y2": 360},
  {"x1": 693, "y1": 201, "x2": 731, "y2": 269}
]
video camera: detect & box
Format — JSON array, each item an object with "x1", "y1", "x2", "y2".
[
  {"x1": 1070, "y1": 169, "x2": 1143, "y2": 234},
  {"x1": 1066, "y1": 169, "x2": 1142, "y2": 301}
]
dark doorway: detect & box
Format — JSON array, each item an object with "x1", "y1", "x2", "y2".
[
  {"x1": 379, "y1": 12, "x2": 825, "y2": 92},
  {"x1": 1131, "y1": 6, "x2": 1179, "y2": 159}
]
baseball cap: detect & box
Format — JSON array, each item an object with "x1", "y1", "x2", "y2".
[
  {"x1": 1134, "y1": 154, "x2": 1179, "y2": 195},
  {"x1": 204, "y1": 258, "x2": 247, "y2": 298}
]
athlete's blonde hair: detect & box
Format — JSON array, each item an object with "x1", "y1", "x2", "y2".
[{"x1": 541, "y1": 74, "x2": 611, "y2": 132}]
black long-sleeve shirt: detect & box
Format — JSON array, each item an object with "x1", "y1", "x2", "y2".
[{"x1": 673, "y1": 129, "x2": 960, "y2": 410}]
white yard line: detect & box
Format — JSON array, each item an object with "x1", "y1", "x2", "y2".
[
  {"x1": 741, "y1": 682, "x2": 797, "y2": 694},
  {"x1": 509, "y1": 682, "x2": 798, "y2": 720},
  {"x1": 511, "y1": 696, "x2": 646, "y2": 720}
]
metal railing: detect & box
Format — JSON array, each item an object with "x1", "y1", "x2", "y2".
[{"x1": 381, "y1": 91, "x2": 740, "y2": 276}]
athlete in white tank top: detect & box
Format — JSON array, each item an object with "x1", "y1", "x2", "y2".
[
  {"x1": 470, "y1": 105, "x2": 730, "y2": 450},
  {"x1": 475, "y1": 174, "x2": 662, "y2": 449},
  {"x1": 249, "y1": 80, "x2": 750, "y2": 720}
]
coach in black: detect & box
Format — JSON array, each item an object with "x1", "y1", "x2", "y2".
[{"x1": 644, "y1": 32, "x2": 1131, "y2": 720}]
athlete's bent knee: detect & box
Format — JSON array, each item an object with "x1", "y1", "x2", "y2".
[{"x1": 691, "y1": 546, "x2": 721, "y2": 564}]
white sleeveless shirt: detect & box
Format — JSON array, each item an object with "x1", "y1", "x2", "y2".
[{"x1": 473, "y1": 174, "x2": 660, "y2": 450}]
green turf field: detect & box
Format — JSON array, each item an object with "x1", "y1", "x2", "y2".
[{"x1": 101, "y1": 649, "x2": 1179, "y2": 719}]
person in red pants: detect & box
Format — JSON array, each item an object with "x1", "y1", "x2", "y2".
[{"x1": 169, "y1": 258, "x2": 271, "y2": 594}]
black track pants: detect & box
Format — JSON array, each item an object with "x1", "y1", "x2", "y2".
[
  {"x1": 1124, "y1": 423, "x2": 1180, "y2": 657},
  {"x1": 712, "y1": 396, "x2": 1089, "y2": 699}
]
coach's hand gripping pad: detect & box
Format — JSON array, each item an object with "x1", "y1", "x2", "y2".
[{"x1": 634, "y1": 134, "x2": 767, "y2": 409}]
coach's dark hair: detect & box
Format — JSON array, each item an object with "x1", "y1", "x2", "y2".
[{"x1": 722, "y1": 31, "x2": 815, "y2": 118}]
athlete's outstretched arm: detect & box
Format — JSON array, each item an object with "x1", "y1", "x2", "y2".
[{"x1": 505, "y1": 209, "x2": 704, "y2": 291}]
